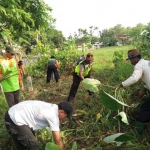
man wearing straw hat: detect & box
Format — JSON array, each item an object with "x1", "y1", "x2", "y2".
[{"x1": 115, "y1": 49, "x2": 150, "y2": 137}]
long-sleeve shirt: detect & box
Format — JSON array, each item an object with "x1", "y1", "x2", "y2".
[{"x1": 122, "y1": 59, "x2": 150, "y2": 90}]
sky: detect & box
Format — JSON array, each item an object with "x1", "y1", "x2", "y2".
[{"x1": 44, "y1": 0, "x2": 150, "y2": 38}]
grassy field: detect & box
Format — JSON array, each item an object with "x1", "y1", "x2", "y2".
[{"x1": 92, "y1": 45, "x2": 134, "y2": 69}]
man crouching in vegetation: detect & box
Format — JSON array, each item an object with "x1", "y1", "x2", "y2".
[
  {"x1": 4, "y1": 100, "x2": 73, "y2": 150},
  {"x1": 67, "y1": 53, "x2": 94, "y2": 101},
  {"x1": 115, "y1": 49, "x2": 150, "y2": 137}
]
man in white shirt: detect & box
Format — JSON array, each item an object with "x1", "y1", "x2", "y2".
[
  {"x1": 5, "y1": 100, "x2": 73, "y2": 150},
  {"x1": 115, "y1": 49, "x2": 150, "y2": 136}
]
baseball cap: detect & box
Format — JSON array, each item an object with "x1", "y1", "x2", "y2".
[
  {"x1": 6, "y1": 46, "x2": 16, "y2": 55},
  {"x1": 58, "y1": 102, "x2": 73, "y2": 121}
]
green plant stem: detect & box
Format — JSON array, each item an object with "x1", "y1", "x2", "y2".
[
  {"x1": 4, "y1": 73, "x2": 18, "y2": 79},
  {"x1": 0, "y1": 84, "x2": 5, "y2": 97},
  {"x1": 118, "y1": 110, "x2": 121, "y2": 133},
  {"x1": 103, "y1": 84, "x2": 115, "y2": 89}
]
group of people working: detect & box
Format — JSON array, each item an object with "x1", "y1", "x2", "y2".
[
  {"x1": 1, "y1": 46, "x2": 150, "y2": 149},
  {"x1": 0, "y1": 46, "x2": 73, "y2": 150}
]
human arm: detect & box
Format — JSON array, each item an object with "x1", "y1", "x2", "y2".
[
  {"x1": 0, "y1": 74, "x2": 3, "y2": 82},
  {"x1": 21, "y1": 66, "x2": 26, "y2": 75},
  {"x1": 55, "y1": 60, "x2": 59, "y2": 69},
  {"x1": 79, "y1": 71, "x2": 84, "y2": 80},
  {"x1": 79, "y1": 64, "x2": 84, "y2": 80},
  {"x1": 115, "y1": 83, "x2": 123, "y2": 89},
  {"x1": 0, "y1": 58, "x2": 3, "y2": 81},
  {"x1": 52, "y1": 131, "x2": 65, "y2": 150},
  {"x1": 122, "y1": 65, "x2": 142, "y2": 87},
  {"x1": 115, "y1": 65, "x2": 142, "y2": 89},
  {"x1": 0, "y1": 65, "x2": 3, "y2": 81}
]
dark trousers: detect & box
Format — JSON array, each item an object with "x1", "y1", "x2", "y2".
[
  {"x1": 46, "y1": 65, "x2": 59, "y2": 83},
  {"x1": 5, "y1": 111, "x2": 38, "y2": 150},
  {"x1": 4, "y1": 90, "x2": 20, "y2": 108},
  {"x1": 67, "y1": 72, "x2": 92, "y2": 101},
  {"x1": 137, "y1": 96, "x2": 150, "y2": 123}
]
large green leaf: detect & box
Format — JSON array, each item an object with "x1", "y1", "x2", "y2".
[
  {"x1": 71, "y1": 141, "x2": 78, "y2": 150},
  {"x1": 115, "y1": 133, "x2": 136, "y2": 142},
  {"x1": 45, "y1": 142, "x2": 62, "y2": 150},
  {"x1": 100, "y1": 90, "x2": 130, "y2": 111},
  {"x1": 113, "y1": 112, "x2": 129, "y2": 125},
  {"x1": 103, "y1": 133, "x2": 124, "y2": 143},
  {"x1": 82, "y1": 78, "x2": 101, "y2": 93},
  {"x1": 103, "y1": 133, "x2": 136, "y2": 144}
]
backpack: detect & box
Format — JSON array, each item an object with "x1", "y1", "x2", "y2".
[{"x1": 77, "y1": 56, "x2": 85, "y2": 65}]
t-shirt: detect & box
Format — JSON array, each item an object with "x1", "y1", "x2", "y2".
[{"x1": 8, "y1": 100, "x2": 60, "y2": 131}]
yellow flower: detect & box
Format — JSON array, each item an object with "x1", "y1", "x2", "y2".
[{"x1": 96, "y1": 113, "x2": 102, "y2": 119}]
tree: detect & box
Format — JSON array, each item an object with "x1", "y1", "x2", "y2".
[
  {"x1": 100, "y1": 29, "x2": 118, "y2": 46},
  {"x1": 0, "y1": 0, "x2": 56, "y2": 46}
]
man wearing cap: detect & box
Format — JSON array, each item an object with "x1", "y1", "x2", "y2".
[
  {"x1": 0, "y1": 46, "x2": 20, "y2": 107},
  {"x1": 4, "y1": 100, "x2": 73, "y2": 150},
  {"x1": 67, "y1": 53, "x2": 94, "y2": 101},
  {"x1": 115, "y1": 48, "x2": 150, "y2": 137}
]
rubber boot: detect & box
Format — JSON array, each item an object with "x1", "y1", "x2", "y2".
[{"x1": 135, "y1": 121, "x2": 145, "y2": 138}]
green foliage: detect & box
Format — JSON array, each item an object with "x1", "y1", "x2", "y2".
[
  {"x1": 82, "y1": 78, "x2": 101, "y2": 93},
  {"x1": 87, "y1": 43, "x2": 92, "y2": 49},
  {"x1": 135, "y1": 27, "x2": 150, "y2": 59},
  {"x1": 100, "y1": 29, "x2": 118, "y2": 46},
  {"x1": 113, "y1": 112, "x2": 129, "y2": 126},
  {"x1": 99, "y1": 90, "x2": 130, "y2": 111},
  {"x1": 0, "y1": 96, "x2": 10, "y2": 149},
  {"x1": 71, "y1": 141, "x2": 78, "y2": 150},
  {"x1": 26, "y1": 56, "x2": 48, "y2": 78},
  {"x1": 0, "y1": 0, "x2": 58, "y2": 50},
  {"x1": 103, "y1": 133, "x2": 136, "y2": 145},
  {"x1": 26, "y1": 39, "x2": 82, "y2": 77},
  {"x1": 112, "y1": 51, "x2": 133, "y2": 83},
  {"x1": 45, "y1": 142, "x2": 62, "y2": 150}
]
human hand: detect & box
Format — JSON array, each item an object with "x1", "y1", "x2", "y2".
[
  {"x1": 115, "y1": 84, "x2": 121, "y2": 89},
  {"x1": 115, "y1": 84, "x2": 123, "y2": 89},
  {"x1": 138, "y1": 88, "x2": 146, "y2": 98},
  {"x1": 0, "y1": 74, "x2": 4, "y2": 82}
]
